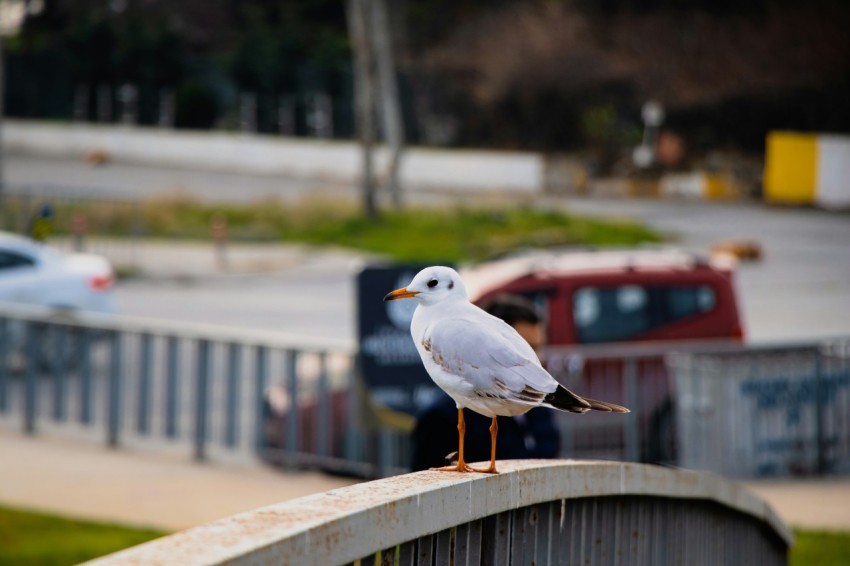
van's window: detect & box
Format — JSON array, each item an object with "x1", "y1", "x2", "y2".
[{"x1": 573, "y1": 285, "x2": 716, "y2": 343}]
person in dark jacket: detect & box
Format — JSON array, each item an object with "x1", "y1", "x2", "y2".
[{"x1": 410, "y1": 294, "x2": 561, "y2": 471}]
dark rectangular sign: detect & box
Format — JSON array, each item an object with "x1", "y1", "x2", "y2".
[{"x1": 357, "y1": 265, "x2": 441, "y2": 413}]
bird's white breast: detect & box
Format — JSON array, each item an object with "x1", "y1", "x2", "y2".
[
  {"x1": 411, "y1": 303, "x2": 475, "y2": 405},
  {"x1": 410, "y1": 301, "x2": 535, "y2": 417}
]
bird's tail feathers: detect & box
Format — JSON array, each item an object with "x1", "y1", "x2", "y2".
[{"x1": 545, "y1": 385, "x2": 630, "y2": 414}]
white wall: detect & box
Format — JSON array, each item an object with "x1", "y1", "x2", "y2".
[
  {"x1": 4, "y1": 120, "x2": 543, "y2": 194},
  {"x1": 817, "y1": 135, "x2": 850, "y2": 210}
]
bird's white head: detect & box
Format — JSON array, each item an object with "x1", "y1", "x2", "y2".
[{"x1": 383, "y1": 265, "x2": 468, "y2": 306}]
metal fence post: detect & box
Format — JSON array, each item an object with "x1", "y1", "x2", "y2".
[
  {"x1": 107, "y1": 330, "x2": 123, "y2": 448},
  {"x1": 165, "y1": 335, "x2": 180, "y2": 438},
  {"x1": 79, "y1": 327, "x2": 93, "y2": 424},
  {"x1": 814, "y1": 353, "x2": 826, "y2": 474},
  {"x1": 23, "y1": 322, "x2": 39, "y2": 434},
  {"x1": 624, "y1": 357, "x2": 640, "y2": 462},
  {"x1": 52, "y1": 325, "x2": 68, "y2": 421},
  {"x1": 254, "y1": 346, "x2": 269, "y2": 451},
  {"x1": 194, "y1": 339, "x2": 211, "y2": 461},
  {"x1": 225, "y1": 343, "x2": 241, "y2": 448},
  {"x1": 378, "y1": 429, "x2": 395, "y2": 478},
  {"x1": 286, "y1": 350, "x2": 299, "y2": 465},
  {"x1": 137, "y1": 333, "x2": 153, "y2": 434},
  {"x1": 317, "y1": 353, "x2": 329, "y2": 458},
  {"x1": 0, "y1": 318, "x2": 8, "y2": 413},
  {"x1": 346, "y1": 363, "x2": 361, "y2": 465}
]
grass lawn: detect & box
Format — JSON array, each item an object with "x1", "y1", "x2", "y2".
[
  {"x1": 0, "y1": 505, "x2": 166, "y2": 566},
  {"x1": 3, "y1": 194, "x2": 663, "y2": 263},
  {"x1": 1, "y1": 503, "x2": 848, "y2": 565},
  {"x1": 791, "y1": 529, "x2": 850, "y2": 566}
]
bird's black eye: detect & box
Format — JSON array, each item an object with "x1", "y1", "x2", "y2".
[{"x1": 427, "y1": 279, "x2": 438, "y2": 288}]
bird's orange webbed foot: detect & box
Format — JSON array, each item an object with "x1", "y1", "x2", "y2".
[
  {"x1": 468, "y1": 464, "x2": 499, "y2": 474},
  {"x1": 431, "y1": 463, "x2": 475, "y2": 472},
  {"x1": 431, "y1": 463, "x2": 498, "y2": 474}
]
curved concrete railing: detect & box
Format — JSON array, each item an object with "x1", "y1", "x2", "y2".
[{"x1": 87, "y1": 460, "x2": 792, "y2": 566}]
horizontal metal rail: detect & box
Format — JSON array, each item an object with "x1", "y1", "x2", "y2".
[
  {"x1": 544, "y1": 337, "x2": 850, "y2": 474},
  {"x1": 0, "y1": 303, "x2": 410, "y2": 478},
  {"x1": 85, "y1": 460, "x2": 792, "y2": 566},
  {"x1": 3, "y1": 300, "x2": 848, "y2": 479},
  {"x1": 0, "y1": 301, "x2": 355, "y2": 353}
]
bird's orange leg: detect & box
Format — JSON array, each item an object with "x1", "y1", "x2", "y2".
[
  {"x1": 433, "y1": 408, "x2": 477, "y2": 472},
  {"x1": 470, "y1": 416, "x2": 499, "y2": 474}
]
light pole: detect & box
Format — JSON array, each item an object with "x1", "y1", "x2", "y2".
[
  {"x1": 632, "y1": 100, "x2": 665, "y2": 169},
  {"x1": 0, "y1": 20, "x2": 5, "y2": 202}
]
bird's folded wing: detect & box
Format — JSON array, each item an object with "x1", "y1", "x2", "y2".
[{"x1": 427, "y1": 318, "x2": 558, "y2": 396}]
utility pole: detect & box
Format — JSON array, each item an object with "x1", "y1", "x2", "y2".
[
  {"x1": 347, "y1": 0, "x2": 378, "y2": 219},
  {"x1": 0, "y1": 23, "x2": 5, "y2": 203},
  {"x1": 370, "y1": 0, "x2": 404, "y2": 208}
]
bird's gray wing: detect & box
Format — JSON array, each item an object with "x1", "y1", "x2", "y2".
[{"x1": 425, "y1": 316, "x2": 558, "y2": 401}]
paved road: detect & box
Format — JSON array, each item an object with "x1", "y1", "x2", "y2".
[
  {"x1": 8, "y1": 153, "x2": 850, "y2": 343},
  {"x1": 110, "y1": 242, "x2": 368, "y2": 344},
  {"x1": 108, "y1": 202, "x2": 850, "y2": 345},
  {"x1": 6, "y1": 153, "x2": 337, "y2": 203}
]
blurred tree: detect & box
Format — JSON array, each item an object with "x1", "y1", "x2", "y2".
[
  {"x1": 174, "y1": 78, "x2": 219, "y2": 129},
  {"x1": 416, "y1": 0, "x2": 850, "y2": 151},
  {"x1": 6, "y1": 0, "x2": 848, "y2": 153}
]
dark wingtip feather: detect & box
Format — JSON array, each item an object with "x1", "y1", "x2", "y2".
[
  {"x1": 583, "y1": 397, "x2": 631, "y2": 413},
  {"x1": 544, "y1": 385, "x2": 592, "y2": 413},
  {"x1": 545, "y1": 385, "x2": 630, "y2": 414}
]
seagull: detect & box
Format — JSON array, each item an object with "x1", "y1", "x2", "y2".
[{"x1": 384, "y1": 265, "x2": 629, "y2": 474}]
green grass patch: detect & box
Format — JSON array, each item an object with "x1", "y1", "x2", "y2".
[
  {"x1": 3, "y1": 193, "x2": 662, "y2": 262},
  {"x1": 0, "y1": 505, "x2": 167, "y2": 565},
  {"x1": 791, "y1": 529, "x2": 850, "y2": 566}
]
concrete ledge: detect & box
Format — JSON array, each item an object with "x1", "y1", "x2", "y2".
[
  {"x1": 85, "y1": 460, "x2": 792, "y2": 565},
  {"x1": 4, "y1": 120, "x2": 542, "y2": 194}
]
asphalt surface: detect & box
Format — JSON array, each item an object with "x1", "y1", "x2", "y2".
[{"x1": 102, "y1": 200, "x2": 850, "y2": 345}]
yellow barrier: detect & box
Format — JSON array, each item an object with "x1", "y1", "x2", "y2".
[{"x1": 764, "y1": 131, "x2": 818, "y2": 204}]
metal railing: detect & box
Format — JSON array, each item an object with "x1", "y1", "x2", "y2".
[
  {"x1": 3, "y1": 300, "x2": 848, "y2": 479},
  {"x1": 670, "y1": 341, "x2": 850, "y2": 477},
  {"x1": 86, "y1": 460, "x2": 792, "y2": 566},
  {"x1": 0, "y1": 302, "x2": 411, "y2": 478},
  {"x1": 546, "y1": 339, "x2": 850, "y2": 477},
  {"x1": 544, "y1": 339, "x2": 748, "y2": 465}
]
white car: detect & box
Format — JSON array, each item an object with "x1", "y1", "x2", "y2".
[
  {"x1": 0, "y1": 230, "x2": 116, "y2": 314},
  {"x1": 0, "y1": 231, "x2": 117, "y2": 370}
]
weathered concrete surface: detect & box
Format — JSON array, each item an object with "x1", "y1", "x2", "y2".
[{"x1": 84, "y1": 459, "x2": 791, "y2": 566}]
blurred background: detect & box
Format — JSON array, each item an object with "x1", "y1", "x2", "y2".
[{"x1": 1, "y1": 0, "x2": 850, "y2": 563}]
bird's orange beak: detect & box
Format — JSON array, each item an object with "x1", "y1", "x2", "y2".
[{"x1": 383, "y1": 287, "x2": 419, "y2": 302}]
